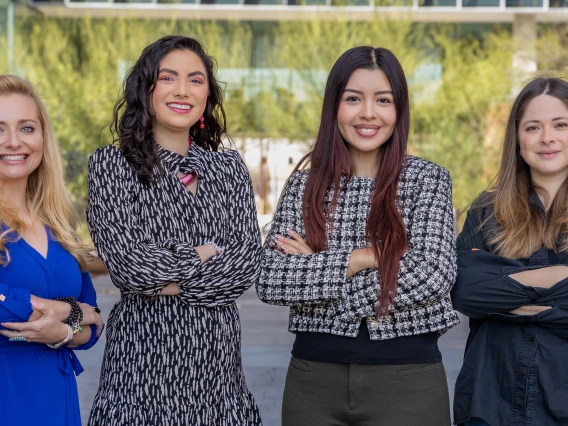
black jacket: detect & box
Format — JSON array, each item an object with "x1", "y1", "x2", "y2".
[{"x1": 452, "y1": 192, "x2": 568, "y2": 426}]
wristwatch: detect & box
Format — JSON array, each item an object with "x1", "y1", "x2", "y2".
[{"x1": 47, "y1": 324, "x2": 74, "y2": 349}]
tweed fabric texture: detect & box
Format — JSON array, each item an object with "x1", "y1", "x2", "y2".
[
  {"x1": 257, "y1": 156, "x2": 459, "y2": 340},
  {"x1": 87, "y1": 144, "x2": 262, "y2": 425}
]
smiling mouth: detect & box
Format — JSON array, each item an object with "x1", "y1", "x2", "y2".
[
  {"x1": 166, "y1": 103, "x2": 192, "y2": 111},
  {"x1": 354, "y1": 126, "x2": 380, "y2": 137},
  {"x1": 0, "y1": 154, "x2": 28, "y2": 161}
]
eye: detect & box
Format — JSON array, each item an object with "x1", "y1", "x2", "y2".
[
  {"x1": 378, "y1": 97, "x2": 392, "y2": 104},
  {"x1": 159, "y1": 76, "x2": 174, "y2": 82},
  {"x1": 555, "y1": 122, "x2": 568, "y2": 129},
  {"x1": 345, "y1": 96, "x2": 359, "y2": 103},
  {"x1": 22, "y1": 126, "x2": 35, "y2": 133},
  {"x1": 190, "y1": 78, "x2": 204, "y2": 85},
  {"x1": 526, "y1": 125, "x2": 539, "y2": 132}
]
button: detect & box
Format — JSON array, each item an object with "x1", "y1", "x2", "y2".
[
  {"x1": 369, "y1": 321, "x2": 379, "y2": 331},
  {"x1": 529, "y1": 336, "x2": 535, "y2": 342}
]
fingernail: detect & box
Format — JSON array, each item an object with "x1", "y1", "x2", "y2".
[{"x1": 31, "y1": 301, "x2": 38, "y2": 308}]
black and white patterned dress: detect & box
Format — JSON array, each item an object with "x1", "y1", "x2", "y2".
[{"x1": 86, "y1": 143, "x2": 262, "y2": 425}]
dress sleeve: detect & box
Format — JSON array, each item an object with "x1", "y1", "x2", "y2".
[
  {"x1": 0, "y1": 283, "x2": 33, "y2": 325},
  {"x1": 72, "y1": 271, "x2": 102, "y2": 350},
  {"x1": 87, "y1": 147, "x2": 201, "y2": 296},
  {"x1": 177, "y1": 150, "x2": 261, "y2": 305},
  {"x1": 256, "y1": 171, "x2": 351, "y2": 306},
  {"x1": 334, "y1": 163, "x2": 457, "y2": 319}
]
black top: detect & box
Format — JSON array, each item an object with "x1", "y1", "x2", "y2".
[
  {"x1": 292, "y1": 321, "x2": 441, "y2": 365},
  {"x1": 452, "y1": 191, "x2": 568, "y2": 426}
]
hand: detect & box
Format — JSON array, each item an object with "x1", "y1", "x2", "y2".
[
  {"x1": 194, "y1": 244, "x2": 217, "y2": 264},
  {"x1": 0, "y1": 299, "x2": 68, "y2": 344},
  {"x1": 160, "y1": 283, "x2": 181, "y2": 296},
  {"x1": 510, "y1": 305, "x2": 552, "y2": 316},
  {"x1": 347, "y1": 248, "x2": 379, "y2": 279},
  {"x1": 277, "y1": 230, "x2": 314, "y2": 255},
  {"x1": 79, "y1": 303, "x2": 104, "y2": 338}
]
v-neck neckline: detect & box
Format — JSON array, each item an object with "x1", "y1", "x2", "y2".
[{"x1": 20, "y1": 225, "x2": 51, "y2": 262}]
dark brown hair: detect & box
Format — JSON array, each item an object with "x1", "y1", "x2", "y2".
[
  {"x1": 296, "y1": 46, "x2": 409, "y2": 316},
  {"x1": 111, "y1": 35, "x2": 228, "y2": 185}
]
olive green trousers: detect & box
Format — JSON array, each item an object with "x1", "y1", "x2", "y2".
[{"x1": 282, "y1": 357, "x2": 451, "y2": 426}]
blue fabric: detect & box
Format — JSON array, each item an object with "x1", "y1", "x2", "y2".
[{"x1": 0, "y1": 231, "x2": 99, "y2": 425}]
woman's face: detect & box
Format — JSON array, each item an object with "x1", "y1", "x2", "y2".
[
  {"x1": 519, "y1": 94, "x2": 568, "y2": 183},
  {"x1": 0, "y1": 94, "x2": 43, "y2": 187},
  {"x1": 151, "y1": 49, "x2": 209, "y2": 136},
  {"x1": 337, "y1": 68, "x2": 397, "y2": 159}
]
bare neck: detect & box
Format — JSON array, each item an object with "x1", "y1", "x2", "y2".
[
  {"x1": 154, "y1": 128, "x2": 190, "y2": 156},
  {"x1": 350, "y1": 150, "x2": 379, "y2": 178},
  {"x1": 531, "y1": 172, "x2": 567, "y2": 211},
  {"x1": 1, "y1": 179, "x2": 32, "y2": 222}
]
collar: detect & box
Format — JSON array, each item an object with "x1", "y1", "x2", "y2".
[
  {"x1": 156, "y1": 141, "x2": 205, "y2": 176},
  {"x1": 528, "y1": 188, "x2": 545, "y2": 213}
]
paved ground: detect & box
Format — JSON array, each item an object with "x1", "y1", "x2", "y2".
[{"x1": 76, "y1": 274, "x2": 469, "y2": 426}]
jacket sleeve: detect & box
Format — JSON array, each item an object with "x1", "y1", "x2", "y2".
[
  {"x1": 87, "y1": 147, "x2": 201, "y2": 296},
  {"x1": 256, "y1": 171, "x2": 351, "y2": 306},
  {"x1": 0, "y1": 283, "x2": 33, "y2": 325},
  {"x1": 177, "y1": 150, "x2": 262, "y2": 306},
  {"x1": 391, "y1": 163, "x2": 457, "y2": 309},
  {"x1": 334, "y1": 162, "x2": 457, "y2": 319},
  {"x1": 72, "y1": 271, "x2": 102, "y2": 350}
]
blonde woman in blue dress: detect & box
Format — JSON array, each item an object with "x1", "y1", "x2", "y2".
[{"x1": 0, "y1": 75, "x2": 103, "y2": 425}]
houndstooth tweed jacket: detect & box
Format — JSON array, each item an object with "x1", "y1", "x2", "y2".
[{"x1": 256, "y1": 156, "x2": 460, "y2": 340}]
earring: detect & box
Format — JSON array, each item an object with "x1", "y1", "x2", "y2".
[{"x1": 199, "y1": 116, "x2": 205, "y2": 130}]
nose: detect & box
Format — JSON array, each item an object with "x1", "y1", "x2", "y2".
[
  {"x1": 359, "y1": 100, "x2": 377, "y2": 120},
  {"x1": 2, "y1": 129, "x2": 22, "y2": 149},
  {"x1": 541, "y1": 125, "x2": 555, "y2": 145},
  {"x1": 173, "y1": 79, "x2": 189, "y2": 98}
]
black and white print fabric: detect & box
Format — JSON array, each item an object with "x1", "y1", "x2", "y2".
[
  {"x1": 87, "y1": 143, "x2": 262, "y2": 425},
  {"x1": 257, "y1": 156, "x2": 459, "y2": 340}
]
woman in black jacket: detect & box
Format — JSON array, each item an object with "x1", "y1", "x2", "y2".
[{"x1": 452, "y1": 77, "x2": 568, "y2": 426}]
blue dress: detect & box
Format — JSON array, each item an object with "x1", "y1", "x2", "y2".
[{"x1": 0, "y1": 230, "x2": 100, "y2": 426}]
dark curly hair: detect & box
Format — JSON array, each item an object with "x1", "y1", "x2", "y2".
[{"x1": 110, "y1": 35, "x2": 229, "y2": 185}]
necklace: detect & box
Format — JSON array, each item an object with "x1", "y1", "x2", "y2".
[{"x1": 180, "y1": 137, "x2": 197, "y2": 186}]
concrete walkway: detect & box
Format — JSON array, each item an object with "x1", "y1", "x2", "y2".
[{"x1": 76, "y1": 274, "x2": 469, "y2": 426}]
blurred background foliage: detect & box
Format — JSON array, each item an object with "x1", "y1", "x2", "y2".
[{"x1": 0, "y1": 16, "x2": 566, "y2": 221}]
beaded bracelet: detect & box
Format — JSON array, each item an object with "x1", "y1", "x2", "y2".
[
  {"x1": 56, "y1": 296, "x2": 84, "y2": 334},
  {"x1": 205, "y1": 241, "x2": 224, "y2": 255}
]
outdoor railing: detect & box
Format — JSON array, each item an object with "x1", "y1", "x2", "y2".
[{"x1": 27, "y1": 0, "x2": 568, "y2": 9}]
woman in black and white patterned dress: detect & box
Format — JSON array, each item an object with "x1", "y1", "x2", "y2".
[{"x1": 87, "y1": 36, "x2": 262, "y2": 425}]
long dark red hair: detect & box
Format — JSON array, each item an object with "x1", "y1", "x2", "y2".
[{"x1": 296, "y1": 46, "x2": 409, "y2": 316}]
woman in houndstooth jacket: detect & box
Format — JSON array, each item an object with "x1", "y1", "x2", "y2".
[{"x1": 257, "y1": 46, "x2": 459, "y2": 426}]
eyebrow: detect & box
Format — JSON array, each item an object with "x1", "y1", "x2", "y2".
[
  {"x1": 158, "y1": 68, "x2": 206, "y2": 79},
  {"x1": 523, "y1": 117, "x2": 568, "y2": 124},
  {"x1": 344, "y1": 88, "x2": 393, "y2": 95},
  {"x1": 0, "y1": 119, "x2": 38, "y2": 125}
]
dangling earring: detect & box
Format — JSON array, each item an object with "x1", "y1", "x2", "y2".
[{"x1": 199, "y1": 116, "x2": 205, "y2": 130}]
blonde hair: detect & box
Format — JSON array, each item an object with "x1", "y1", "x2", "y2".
[
  {"x1": 484, "y1": 77, "x2": 568, "y2": 259},
  {"x1": 0, "y1": 75, "x2": 89, "y2": 270}
]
